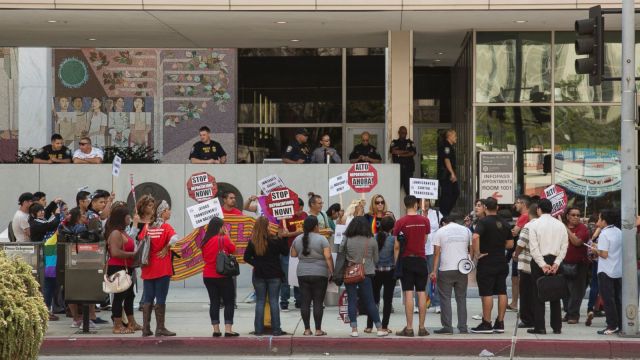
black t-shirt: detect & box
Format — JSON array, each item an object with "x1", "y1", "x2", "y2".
[
  {"x1": 283, "y1": 141, "x2": 311, "y2": 163},
  {"x1": 437, "y1": 139, "x2": 456, "y2": 180},
  {"x1": 349, "y1": 144, "x2": 382, "y2": 162},
  {"x1": 188, "y1": 140, "x2": 226, "y2": 161},
  {"x1": 474, "y1": 215, "x2": 512, "y2": 262},
  {"x1": 390, "y1": 138, "x2": 416, "y2": 171},
  {"x1": 37, "y1": 145, "x2": 72, "y2": 161}
]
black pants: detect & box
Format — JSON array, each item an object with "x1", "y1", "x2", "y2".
[
  {"x1": 367, "y1": 270, "x2": 396, "y2": 329},
  {"x1": 204, "y1": 277, "x2": 235, "y2": 325},
  {"x1": 108, "y1": 265, "x2": 134, "y2": 318},
  {"x1": 439, "y1": 177, "x2": 460, "y2": 217},
  {"x1": 400, "y1": 168, "x2": 412, "y2": 195},
  {"x1": 531, "y1": 255, "x2": 562, "y2": 332},
  {"x1": 598, "y1": 272, "x2": 622, "y2": 330},
  {"x1": 562, "y1": 262, "x2": 588, "y2": 320},
  {"x1": 518, "y1": 270, "x2": 534, "y2": 325},
  {"x1": 298, "y1": 276, "x2": 328, "y2": 330}
]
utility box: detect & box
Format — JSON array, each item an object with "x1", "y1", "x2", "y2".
[
  {"x1": 61, "y1": 239, "x2": 106, "y2": 303},
  {"x1": 0, "y1": 242, "x2": 43, "y2": 286}
]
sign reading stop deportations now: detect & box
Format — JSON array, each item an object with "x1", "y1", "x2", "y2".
[
  {"x1": 187, "y1": 172, "x2": 218, "y2": 203},
  {"x1": 265, "y1": 187, "x2": 300, "y2": 220},
  {"x1": 479, "y1": 152, "x2": 515, "y2": 204},
  {"x1": 348, "y1": 162, "x2": 378, "y2": 193}
]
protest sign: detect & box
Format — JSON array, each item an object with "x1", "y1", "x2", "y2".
[
  {"x1": 333, "y1": 224, "x2": 347, "y2": 245},
  {"x1": 479, "y1": 152, "x2": 515, "y2": 204},
  {"x1": 112, "y1": 155, "x2": 122, "y2": 177},
  {"x1": 542, "y1": 184, "x2": 568, "y2": 216},
  {"x1": 287, "y1": 255, "x2": 299, "y2": 287},
  {"x1": 347, "y1": 162, "x2": 378, "y2": 193},
  {"x1": 409, "y1": 178, "x2": 439, "y2": 199},
  {"x1": 186, "y1": 172, "x2": 218, "y2": 203},
  {"x1": 171, "y1": 215, "x2": 279, "y2": 281},
  {"x1": 329, "y1": 172, "x2": 349, "y2": 197},
  {"x1": 265, "y1": 187, "x2": 300, "y2": 220},
  {"x1": 258, "y1": 174, "x2": 285, "y2": 194},
  {"x1": 186, "y1": 198, "x2": 224, "y2": 228}
]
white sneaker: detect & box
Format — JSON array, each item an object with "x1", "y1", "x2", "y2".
[
  {"x1": 70, "y1": 320, "x2": 81, "y2": 328},
  {"x1": 434, "y1": 306, "x2": 441, "y2": 314},
  {"x1": 414, "y1": 308, "x2": 419, "y2": 314},
  {"x1": 376, "y1": 330, "x2": 388, "y2": 337},
  {"x1": 472, "y1": 314, "x2": 483, "y2": 320},
  {"x1": 351, "y1": 331, "x2": 359, "y2": 337}
]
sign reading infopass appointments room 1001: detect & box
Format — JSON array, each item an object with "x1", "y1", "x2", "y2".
[{"x1": 479, "y1": 152, "x2": 515, "y2": 204}]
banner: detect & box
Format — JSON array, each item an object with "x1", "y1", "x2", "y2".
[
  {"x1": 170, "y1": 215, "x2": 279, "y2": 281},
  {"x1": 409, "y1": 178, "x2": 439, "y2": 199}
]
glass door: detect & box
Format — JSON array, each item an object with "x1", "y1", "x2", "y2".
[
  {"x1": 345, "y1": 125, "x2": 385, "y2": 162},
  {"x1": 413, "y1": 125, "x2": 451, "y2": 179}
]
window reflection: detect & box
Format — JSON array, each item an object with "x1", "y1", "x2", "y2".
[
  {"x1": 476, "y1": 32, "x2": 552, "y2": 103},
  {"x1": 554, "y1": 106, "x2": 621, "y2": 214},
  {"x1": 347, "y1": 49, "x2": 385, "y2": 123},
  {"x1": 476, "y1": 106, "x2": 551, "y2": 195}
]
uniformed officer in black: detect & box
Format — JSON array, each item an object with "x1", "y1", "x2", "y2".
[
  {"x1": 349, "y1": 131, "x2": 382, "y2": 164},
  {"x1": 189, "y1": 126, "x2": 227, "y2": 164},
  {"x1": 282, "y1": 128, "x2": 311, "y2": 164},
  {"x1": 33, "y1": 133, "x2": 72, "y2": 164},
  {"x1": 390, "y1": 126, "x2": 416, "y2": 194},
  {"x1": 437, "y1": 129, "x2": 459, "y2": 216}
]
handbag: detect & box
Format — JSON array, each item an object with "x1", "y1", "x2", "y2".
[
  {"x1": 343, "y1": 237, "x2": 369, "y2": 285},
  {"x1": 216, "y1": 236, "x2": 240, "y2": 277},
  {"x1": 536, "y1": 274, "x2": 568, "y2": 302},
  {"x1": 560, "y1": 263, "x2": 578, "y2": 279},
  {"x1": 102, "y1": 269, "x2": 132, "y2": 294},
  {"x1": 133, "y1": 225, "x2": 151, "y2": 268}
]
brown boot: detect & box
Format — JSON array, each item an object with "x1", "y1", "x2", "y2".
[
  {"x1": 142, "y1": 304, "x2": 154, "y2": 337},
  {"x1": 154, "y1": 304, "x2": 176, "y2": 337},
  {"x1": 126, "y1": 314, "x2": 143, "y2": 332}
]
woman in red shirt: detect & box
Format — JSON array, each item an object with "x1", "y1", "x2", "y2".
[
  {"x1": 137, "y1": 195, "x2": 179, "y2": 337},
  {"x1": 562, "y1": 207, "x2": 590, "y2": 324},
  {"x1": 105, "y1": 205, "x2": 139, "y2": 334},
  {"x1": 201, "y1": 216, "x2": 238, "y2": 337}
]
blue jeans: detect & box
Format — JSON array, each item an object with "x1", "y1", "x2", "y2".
[
  {"x1": 280, "y1": 256, "x2": 301, "y2": 307},
  {"x1": 143, "y1": 276, "x2": 171, "y2": 305},
  {"x1": 43, "y1": 277, "x2": 56, "y2": 309},
  {"x1": 253, "y1": 276, "x2": 282, "y2": 335},
  {"x1": 346, "y1": 275, "x2": 381, "y2": 329}
]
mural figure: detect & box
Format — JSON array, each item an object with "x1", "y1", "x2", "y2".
[
  {"x1": 55, "y1": 97, "x2": 75, "y2": 147},
  {"x1": 87, "y1": 97, "x2": 108, "y2": 147},
  {"x1": 129, "y1": 97, "x2": 151, "y2": 146},
  {"x1": 108, "y1": 97, "x2": 130, "y2": 147},
  {"x1": 72, "y1": 97, "x2": 88, "y2": 144}
]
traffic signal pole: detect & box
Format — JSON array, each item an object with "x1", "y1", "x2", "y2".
[{"x1": 620, "y1": 0, "x2": 639, "y2": 337}]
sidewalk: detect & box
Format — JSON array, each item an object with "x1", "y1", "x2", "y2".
[{"x1": 41, "y1": 286, "x2": 640, "y2": 358}]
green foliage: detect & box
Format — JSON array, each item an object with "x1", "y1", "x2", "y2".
[
  {"x1": 15, "y1": 149, "x2": 39, "y2": 164},
  {"x1": 102, "y1": 145, "x2": 161, "y2": 164},
  {"x1": 0, "y1": 250, "x2": 48, "y2": 360}
]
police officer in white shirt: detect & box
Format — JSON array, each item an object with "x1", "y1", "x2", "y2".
[{"x1": 430, "y1": 216, "x2": 472, "y2": 334}]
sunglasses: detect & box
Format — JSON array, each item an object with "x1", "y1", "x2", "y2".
[{"x1": 376, "y1": 201, "x2": 385, "y2": 205}]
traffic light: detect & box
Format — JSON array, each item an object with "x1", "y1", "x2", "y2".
[{"x1": 575, "y1": 5, "x2": 605, "y2": 86}]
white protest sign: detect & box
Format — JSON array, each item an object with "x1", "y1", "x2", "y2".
[
  {"x1": 333, "y1": 224, "x2": 347, "y2": 245},
  {"x1": 78, "y1": 186, "x2": 89, "y2": 192},
  {"x1": 329, "y1": 172, "x2": 349, "y2": 197},
  {"x1": 326, "y1": 253, "x2": 339, "y2": 293},
  {"x1": 186, "y1": 198, "x2": 224, "y2": 228},
  {"x1": 409, "y1": 178, "x2": 439, "y2": 199},
  {"x1": 112, "y1": 155, "x2": 122, "y2": 177},
  {"x1": 288, "y1": 255, "x2": 299, "y2": 287},
  {"x1": 258, "y1": 174, "x2": 285, "y2": 194}
]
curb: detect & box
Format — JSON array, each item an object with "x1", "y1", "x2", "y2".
[{"x1": 40, "y1": 337, "x2": 640, "y2": 358}]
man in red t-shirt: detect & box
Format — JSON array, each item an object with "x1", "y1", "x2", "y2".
[
  {"x1": 277, "y1": 198, "x2": 306, "y2": 310},
  {"x1": 220, "y1": 191, "x2": 243, "y2": 216},
  {"x1": 393, "y1": 195, "x2": 431, "y2": 337},
  {"x1": 507, "y1": 195, "x2": 531, "y2": 312}
]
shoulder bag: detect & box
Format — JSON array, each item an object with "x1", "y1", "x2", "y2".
[
  {"x1": 343, "y1": 237, "x2": 369, "y2": 285},
  {"x1": 102, "y1": 232, "x2": 133, "y2": 294},
  {"x1": 133, "y1": 224, "x2": 151, "y2": 267},
  {"x1": 216, "y1": 236, "x2": 240, "y2": 276}
]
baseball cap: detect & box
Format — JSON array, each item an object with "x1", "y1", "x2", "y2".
[
  {"x1": 295, "y1": 128, "x2": 309, "y2": 137},
  {"x1": 18, "y1": 192, "x2": 34, "y2": 205}
]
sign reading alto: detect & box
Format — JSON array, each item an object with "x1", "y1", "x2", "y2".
[
  {"x1": 348, "y1": 162, "x2": 378, "y2": 193},
  {"x1": 542, "y1": 184, "x2": 568, "y2": 217},
  {"x1": 479, "y1": 152, "x2": 515, "y2": 204},
  {"x1": 265, "y1": 187, "x2": 300, "y2": 220},
  {"x1": 186, "y1": 172, "x2": 218, "y2": 203}
]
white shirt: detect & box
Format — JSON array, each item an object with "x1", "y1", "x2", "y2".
[
  {"x1": 597, "y1": 226, "x2": 622, "y2": 278},
  {"x1": 424, "y1": 209, "x2": 442, "y2": 256},
  {"x1": 528, "y1": 214, "x2": 569, "y2": 268},
  {"x1": 432, "y1": 222, "x2": 472, "y2": 271},
  {"x1": 73, "y1": 147, "x2": 104, "y2": 160},
  {"x1": 11, "y1": 210, "x2": 30, "y2": 242}
]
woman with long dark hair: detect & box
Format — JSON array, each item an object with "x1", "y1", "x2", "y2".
[
  {"x1": 365, "y1": 216, "x2": 396, "y2": 334},
  {"x1": 339, "y1": 216, "x2": 386, "y2": 337},
  {"x1": 244, "y1": 216, "x2": 288, "y2": 336},
  {"x1": 201, "y1": 217, "x2": 238, "y2": 337},
  {"x1": 291, "y1": 216, "x2": 333, "y2": 336},
  {"x1": 105, "y1": 205, "x2": 140, "y2": 334}
]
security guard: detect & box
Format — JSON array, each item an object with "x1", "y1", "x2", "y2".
[
  {"x1": 437, "y1": 129, "x2": 459, "y2": 217},
  {"x1": 189, "y1": 126, "x2": 227, "y2": 164},
  {"x1": 283, "y1": 128, "x2": 311, "y2": 164},
  {"x1": 390, "y1": 126, "x2": 416, "y2": 195},
  {"x1": 33, "y1": 133, "x2": 72, "y2": 164},
  {"x1": 348, "y1": 131, "x2": 382, "y2": 163}
]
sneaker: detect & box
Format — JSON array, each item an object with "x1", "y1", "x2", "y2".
[
  {"x1": 597, "y1": 328, "x2": 620, "y2": 335},
  {"x1": 376, "y1": 330, "x2": 389, "y2": 337},
  {"x1": 493, "y1": 319, "x2": 505, "y2": 333},
  {"x1": 413, "y1": 308, "x2": 419, "y2": 314},
  {"x1": 472, "y1": 314, "x2": 483, "y2": 320},
  {"x1": 244, "y1": 292, "x2": 256, "y2": 304},
  {"x1": 93, "y1": 317, "x2": 108, "y2": 324},
  {"x1": 70, "y1": 320, "x2": 81, "y2": 328},
  {"x1": 429, "y1": 306, "x2": 441, "y2": 314},
  {"x1": 351, "y1": 331, "x2": 359, "y2": 337},
  {"x1": 470, "y1": 320, "x2": 494, "y2": 334},
  {"x1": 433, "y1": 328, "x2": 454, "y2": 335},
  {"x1": 585, "y1": 312, "x2": 594, "y2": 327},
  {"x1": 48, "y1": 313, "x2": 60, "y2": 321},
  {"x1": 89, "y1": 320, "x2": 100, "y2": 330}
]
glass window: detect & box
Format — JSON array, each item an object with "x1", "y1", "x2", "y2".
[
  {"x1": 554, "y1": 106, "x2": 621, "y2": 215},
  {"x1": 414, "y1": 67, "x2": 451, "y2": 123},
  {"x1": 476, "y1": 32, "x2": 552, "y2": 104},
  {"x1": 347, "y1": 49, "x2": 385, "y2": 123},
  {"x1": 475, "y1": 106, "x2": 551, "y2": 195},
  {"x1": 238, "y1": 50, "x2": 342, "y2": 124}
]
